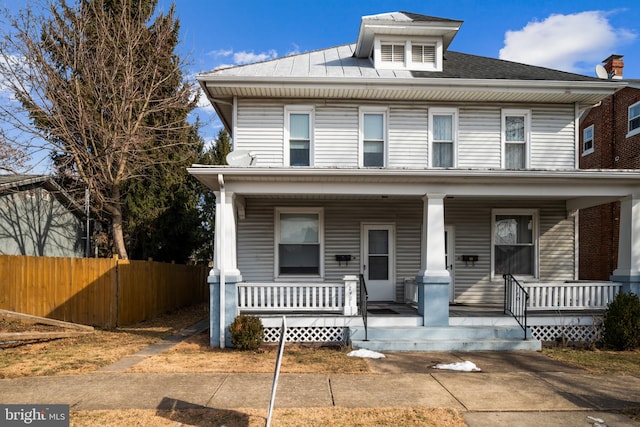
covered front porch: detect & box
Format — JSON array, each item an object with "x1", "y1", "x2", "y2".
[{"x1": 188, "y1": 166, "x2": 640, "y2": 351}]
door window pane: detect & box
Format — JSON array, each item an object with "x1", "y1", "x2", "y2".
[
  {"x1": 368, "y1": 255, "x2": 389, "y2": 280},
  {"x1": 368, "y1": 230, "x2": 388, "y2": 254}
]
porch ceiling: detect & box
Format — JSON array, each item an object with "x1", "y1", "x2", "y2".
[{"x1": 188, "y1": 166, "x2": 640, "y2": 204}]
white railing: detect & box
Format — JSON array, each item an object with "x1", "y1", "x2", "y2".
[
  {"x1": 524, "y1": 281, "x2": 621, "y2": 311},
  {"x1": 237, "y1": 276, "x2": 359, "y2": 316}
]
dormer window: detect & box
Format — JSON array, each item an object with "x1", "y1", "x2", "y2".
[
  {"x1": 373, "y1": 37, "x2": 442, "y2": 71},
  {"x1": 354, "y1": 12, "x2": 462, "y2": 73},
  {"x1": 380, "y1": 43, "x2": 405, "y2": 63},
  {"x1": 412, "y1": 44, "x2": 436, "y2": 64}
]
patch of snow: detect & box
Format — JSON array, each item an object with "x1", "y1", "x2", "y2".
[
  {"x1": 347, "y1": 349, "x2": 385, "y2": 359},
  {"x1": 432, "y1": 361, "x2": 481, "y2": 372}
]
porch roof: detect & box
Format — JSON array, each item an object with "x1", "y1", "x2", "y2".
[{"x1": 188, "y1": 166, "x2": 640, "y2": 208}]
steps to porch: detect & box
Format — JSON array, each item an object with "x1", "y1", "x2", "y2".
[
  {"x1": 349, "y1": 323, "x2": 541, "y2": 352},
  {"x1": 346, "y1": 303, "x2": 540, "y2": 352}
]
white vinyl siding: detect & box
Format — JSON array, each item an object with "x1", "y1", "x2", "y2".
[
  {"x1": 314, "y1": 105, "x2": 359, "y2": 167},
  {"x1": 458, "y1": 107, "x2": 502, "y2": 168},
  {"x1": 388, "y1": 107, "x2": 428, "y2": 168},
  {"x1": 530, "y1": 105, "x2": 575, "y2": 168},
  {"x1": 234, "y1": 101, "x2": 577, "y2": 170},
  {"x1": 235, "y1": 100, "x2": 285, "y2": 166}
]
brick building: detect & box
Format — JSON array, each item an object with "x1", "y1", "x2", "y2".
[{"x1": 579, "y1": 55, "x2": 640, "y2": 280}]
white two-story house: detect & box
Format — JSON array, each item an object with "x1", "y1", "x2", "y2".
[{"x1": 190, "y1": 12, "x2": 640, "y2": 351}]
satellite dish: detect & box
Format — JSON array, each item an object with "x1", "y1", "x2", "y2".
[
  {"x1": 226, "y1": 149, "x2": 257, "y2": 167},
  {"x1": 595, "y1": 64, "x2": 609, "y2": 79}
]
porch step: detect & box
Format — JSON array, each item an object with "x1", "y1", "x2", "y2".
[{"x1": 349, "y1": 325, "x2": 541, "y2": 352}]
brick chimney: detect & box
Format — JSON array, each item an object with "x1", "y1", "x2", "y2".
[{"x1": 603, "y1": 54, "x2": 624, "y2": 79}]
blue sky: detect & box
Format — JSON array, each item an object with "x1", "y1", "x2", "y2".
[
  {"x1": 155, "y1": 0, "x2": 640, "y2": 144},
  {"x1": 3, "y1": 0, "x2": 639, "y2": 165}
]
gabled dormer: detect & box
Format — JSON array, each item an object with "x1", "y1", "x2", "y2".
[{"x1": 354, "y1": 11, "x2": 462, "y2": 72}]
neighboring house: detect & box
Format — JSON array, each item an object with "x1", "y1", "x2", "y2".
[
  {"x1": 0, "y1": 174, "x2": 85, "y2": 257},
  {"x1": 190, "y1": 12, "x2": 640, "y2": 351},
  {"x1": 578, "y1": 55, "x2": 640, "y2": 281}
]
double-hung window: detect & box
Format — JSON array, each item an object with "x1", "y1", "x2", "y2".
[
  {"x1": 275, "y1": 208, "x2": 323, "y2": 277},
  {"x1": 628, "y1": 101, "x2": 640, "y2": 137},
  {"x1": 429, "y1": 108, "x2": 457, "y2": 168},
  {"x1": 502, "y1": 109, "x2": 530, "y2": 169},
  {"x1": 492, "y1": 209, "x2": 538, "y2": 278},
  {"x1": 285, "y1": 106, "x2": 313, "y2": 166},
  {"x1": 582, "y1": 124, "x2": 594, "y2": 155},
  {"x1": 360, "y1": 108, "x2": 387, "y2": 167}
]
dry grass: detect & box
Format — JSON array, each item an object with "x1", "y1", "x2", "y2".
[
  {"x1": 542, "y1": 347, "x2": 640, "y2": 375},
  {"x1": 129, "y1": 330, "x2": 369, "y2": 374},
  {"x1": 0, "y1": 304, "x2": 208, "y2": 378},
  {"x1": 71, "y1": 407, "x2": 466, "y2": 427}
]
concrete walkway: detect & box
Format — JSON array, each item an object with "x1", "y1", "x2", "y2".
[{"x1": 1, "y1": 321, "x2": 639, "y2": 426}]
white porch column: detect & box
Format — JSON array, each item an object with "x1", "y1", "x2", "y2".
[
  {"x1": 416, "y1": 194, "x2": 450, "y2": 326},
  {"x1": 210, "y1": 185, "x2": 243, "y2": 348},
  {"x1": 612, "y1": 195, "x2": 640, "y2": 295}
]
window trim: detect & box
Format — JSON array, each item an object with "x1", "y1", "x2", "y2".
[
  {"x1": 627, "y1": 101, "x2": 640, "y2": 138},
  {"x1": 428, "y1": 107, "x2": 458, "y2": 168},
  {"x1": 582, "y1": 124, "x2": 594, "y2": 156},
  {"x1": 491, "y1": 208, "x2": 539, "y2": 280},
  {"x1": 359, "y1": 106, "x2": 388, "y2": 168},
  {"x1": 501, "y1": 109, "x2": 531, "y2": 169},
  {"x1": 284, "y1": 105, "x2": 314, "y2": 167},
  {"x1": 274, "y1": 207, "x2": 324, "y2": 279}
]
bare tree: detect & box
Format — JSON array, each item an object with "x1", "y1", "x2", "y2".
[{"x1": 0, "y1": 0, "x2": 199, "y2": 259}]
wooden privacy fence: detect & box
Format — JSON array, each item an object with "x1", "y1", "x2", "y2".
[{"x1": 0, "y1": 255, "x2": 208, "y2": 328}]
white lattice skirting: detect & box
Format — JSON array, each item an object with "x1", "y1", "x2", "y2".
[
  {"x1": 529, "y1": 324, "x2": 601, "y2": 343},
  {"x1": 263, "y1": 326, "x2": 346, "y2": 343}
]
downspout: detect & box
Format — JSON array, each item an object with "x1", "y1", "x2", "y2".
[{"x1": 218, "y1": 173, "x2": 226, "y2": 348}]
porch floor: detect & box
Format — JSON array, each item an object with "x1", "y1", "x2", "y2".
[{"x1": 366, "y1": 302, "x2": 508, "y2": 318}]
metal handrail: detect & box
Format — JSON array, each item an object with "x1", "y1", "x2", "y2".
[
  {"x1": 503, "y1": 273, "x2": 529, "y2": 340},
  {"x1": 358, "y1": 273, "x2": 369, "y2": 341}
]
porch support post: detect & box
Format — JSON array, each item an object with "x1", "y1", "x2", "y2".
[
  {"x1": 343, "y1": 275, "x2": 358, "y2": 316},
  {"x1": 209, "y1": 188, "x2": 243, "y2": 348},
  {"x1": 416, "y1": 194, "x2": 450, "y2": 326},
  {"x1": 611, "y1": 195, "x2": 640, "y2": 295}
]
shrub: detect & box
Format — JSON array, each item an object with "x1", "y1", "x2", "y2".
[
  {"x1": 229, "y1": 314, "x2": 264, "y2": 350},
  {"x1": 602, "y1": 291, "x2": 640, "y2": 350}
]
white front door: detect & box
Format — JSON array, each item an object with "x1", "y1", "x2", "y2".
[
  {"x1": 362, "y1": 224, "x2": 395, "y2": 301},
  {"x1": 445, "y1": 226, "x2": 455, "y2": 303}
]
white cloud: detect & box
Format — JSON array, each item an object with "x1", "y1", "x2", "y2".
[
  {"x1": 499, "y1": 11, "x2": 636, "y2": 74},
  {"x1": 207, "y1": 48, "x2": 233, "y2": 58},
  {"x1": 233, "y1": 49, "x2": 278, "y2": 65}
]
